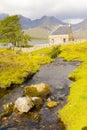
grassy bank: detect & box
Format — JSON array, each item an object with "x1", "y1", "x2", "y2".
[
  {"x1": 0, "y1": 46, "x2": 60, "y2": 89},
  {"x1": 59, "y1": 42, "x2": 87, "y2": 130}
]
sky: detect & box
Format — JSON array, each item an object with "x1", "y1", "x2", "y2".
[{"x1": 0, "y1": 0, "x2": 87, "y2": 23}]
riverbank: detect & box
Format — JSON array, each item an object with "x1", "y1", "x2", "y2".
[
  {"x1": 59, "y1": 42, "x2": 87, "y2": 130},
  {"x1": 0, "y1": 46, "x2": 61, "y2": 89},
  {"x1": 1, "y1": 42, "x2": 87, "y2": 129},
  {"x1": 0, "y1": 58, "x2": 78, "y2": 129}
]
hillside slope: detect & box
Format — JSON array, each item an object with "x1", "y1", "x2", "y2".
[{"x1": 24, "y1": 27, "x2": 50, "y2": 41}]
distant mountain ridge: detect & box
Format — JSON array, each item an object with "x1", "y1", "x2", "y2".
[
  {"x1": 0, "y1": 13, "x2": 87, "y2": 40},
  {"x1": 19, "y1": 15, "x2": 65, "y2": 31},
  {"x1": 0, "y1": 13, "x2": 65, "y2": 30},
  {"x1": 0, "y1": 13, "x2": 86, "y2": 31},
  {"x1": 0, "y1": 13, "x2": 65, "y2": 40},
  {"x1": 73, "y1": 19, "x2": 87, "y2": 31},
  {"x1": 33, "y1": 16, "x2": 65, "y2": 30}
]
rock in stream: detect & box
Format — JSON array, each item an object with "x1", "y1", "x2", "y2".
[{"x1": 0, "y1": 58, "x2": 79, "y2": 130}]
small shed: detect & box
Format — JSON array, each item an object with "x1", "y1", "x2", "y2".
[{"x1": 49, "y1": 25, "x2": 74, "y2": 45}]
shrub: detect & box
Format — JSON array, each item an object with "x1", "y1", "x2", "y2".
[{"x1": 48, "y1": 45, "x2": 61, "y2": 58}]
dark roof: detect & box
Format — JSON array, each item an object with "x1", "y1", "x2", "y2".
[{"x1": 52, "y1": 25, "x2": 69, "y2": 35}]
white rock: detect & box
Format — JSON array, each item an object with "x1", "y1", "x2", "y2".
[
  {"x1": 15, "y1": 96, "x2": 34, "y2": 113},
  {"x1": 31, "y1": 97, "x2": 40, "y2": 101},
  {"x1": 31, "y1": 83, "x2": 47, "y2": 92}
]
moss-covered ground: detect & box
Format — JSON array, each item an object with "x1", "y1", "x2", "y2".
[
  {"x1": 59, "y1": 42, "x2": 87, "y2": 130},
  {"x1": 0, "y1": 47, "x2": 53, "y2": 88},
  {"x1": 0, "y1": 46, "x2": 60, "y2": 89}
]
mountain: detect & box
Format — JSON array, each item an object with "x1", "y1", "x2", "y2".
[
  {"x1": 19, "y1": 15, "x2": 32, "y2": 29},
  {"x1": 1, "y1": 13, "x2": 87, "y2": 40},
  {"x1": 20, "y1": 15, "x2": 65, "y2": 31},
  {"x1": 0, "y1": 13, "x2": 9, "y2": 20},
  {"x1": 20, "y1": 15, "x2": 66, "y2": 40},
  {"x1": 0, "y1": 14, "x2": 32, "y2": 29},
  {"x1": 73, "y1": 19, "x2": 87, "y2": 39},
  {"x1": 73, "y1": 30, "x2": 87, "y2": 39},
  {"x1": 31, "y1": 16, "x2": 65, "y2": 31},
  {"x1": 0, "y1": 13, "x2": 65, "y2": 30},
  {"x1": 0, "y1": 13, "x2": 87, "y2": 32},
  {"x1": 0, "y1": 14, "x2": 65, "y2": 40},
  {"x1": 73, "y1": 19, "x2": 87, "y2": 31},
  {"x1": 24, "y1": 27, "x2": 49, "y2": 41}
]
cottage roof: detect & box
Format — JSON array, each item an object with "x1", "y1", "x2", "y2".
[{"x1": 51, "y1": 25, "x2": 69, "y2": 35}]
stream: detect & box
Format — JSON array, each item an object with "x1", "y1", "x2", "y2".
[{"x1": 0, "y1": 58, "x2": 80, "y2": 130}]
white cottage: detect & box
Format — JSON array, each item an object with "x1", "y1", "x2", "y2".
[{"x1": 49, "y1": 25, "x2": 74, "y2": 45}]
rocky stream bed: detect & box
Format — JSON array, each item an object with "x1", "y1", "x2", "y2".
[{"x1": 0, "y1": 58, "x2": 80, "y2": 130}]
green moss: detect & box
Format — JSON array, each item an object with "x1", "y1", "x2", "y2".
[
  {"x1": 0, "y1": 45, "x2": 60, "y2": 89},
  {"x1": 0, "y1": 47, "x2": 54, "y2": 89},
  {"x1": 23, "y1": 83, "x2": 51, "y2": 97},
  {"x1": 46, "y1": 101, "x2": 59, "y2": 108},
  {"x1": 0, "y1": 102, "x2": 14, "y2": 118},
  {"x1": 23, "y1": 87, "x2": 38, "y2": 97},
  {"x1": 32, "y1": 97, "x2": 43, "y2": 109},
  {"x1": 59, "y1": 42, "x2": 87, "y2": 130}
]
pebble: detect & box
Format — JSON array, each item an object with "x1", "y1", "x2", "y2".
[{"x1": 2, "y1": 117, "x2": 8, "y2": 121}]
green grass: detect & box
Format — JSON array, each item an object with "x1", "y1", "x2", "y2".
[
  {"x1": 31, "y1": 45, "x2": 61, "y2": 58},
  {"x1": 0, "y1": 45, "x2": 61, "y2": 89},
  {"x1": 0, "y1": 47, "x2": 54, "y2": 89},
  {"x1": 59, "y1": 42, "x2": 87, "y2": 130}
]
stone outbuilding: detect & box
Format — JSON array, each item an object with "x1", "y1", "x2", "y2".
[{"x1": 49, "y1": 24, "x2": 74, "y2": 45}]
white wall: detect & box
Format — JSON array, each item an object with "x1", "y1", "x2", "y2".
[{"x1": 49, "y1": 35, "x2": 69, "y2": 45}]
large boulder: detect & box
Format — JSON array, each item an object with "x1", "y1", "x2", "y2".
[
  {"x1": 14, "y1": 96, "x2": 34, "y2": 113},
  {"x1": 23, "y1": 83, "x2": 51, "y2": 97}
]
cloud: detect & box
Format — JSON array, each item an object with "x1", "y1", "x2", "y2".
[{"x1": 0, "y1": 0, "x2": 87, "y2": 20}]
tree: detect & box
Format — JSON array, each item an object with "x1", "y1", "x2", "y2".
[
  {"x1": 20, "y1": 34, "x2": 31, "y2": 47},
  {"x1": 0, "y1": 15, "x2": 30, "y2": 47}
]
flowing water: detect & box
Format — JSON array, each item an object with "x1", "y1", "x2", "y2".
[{"x1": 0, "y1": 58, "x2": 80, "y2": 130}]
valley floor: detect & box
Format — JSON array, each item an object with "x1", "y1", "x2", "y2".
[{"x1": 0, "y1": 42, "x2": 87, "y2": 130}]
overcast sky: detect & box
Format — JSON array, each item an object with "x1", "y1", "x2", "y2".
[{"x1": 0, "y1": 0, "x2": 87, "y2": 22}]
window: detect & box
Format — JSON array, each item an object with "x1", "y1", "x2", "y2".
[
  {"x1": 63, "y1": 38, "x2": 66, "y2": 42},
  {"x1": 52, "y1": 39, "x2": 54, "y2": 43}
]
